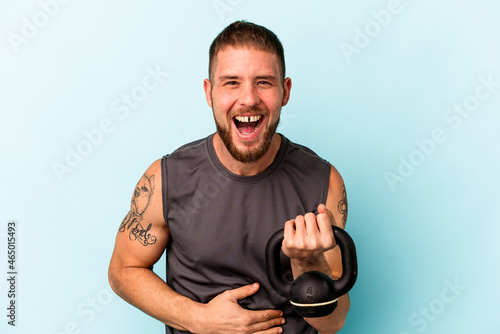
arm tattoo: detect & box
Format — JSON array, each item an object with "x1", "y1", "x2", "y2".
[
  {"x1": 119, "y1": 174, "x2": 157, "y2": 246},
  {"x1": 337, "y1": 185, "x2": 348, "y2": 227}
]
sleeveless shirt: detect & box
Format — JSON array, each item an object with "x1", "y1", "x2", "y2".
[{"x1": 161, "y1": 134, "x2": 331, "y2": 334}]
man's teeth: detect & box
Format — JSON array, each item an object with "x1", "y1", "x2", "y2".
[{"x1": 235, "y1": 115, "x2": 262, "y2": 123}]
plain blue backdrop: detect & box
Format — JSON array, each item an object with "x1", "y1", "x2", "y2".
[{"x1": 1, "y1": 1, "x2": 499, "y2": 333}]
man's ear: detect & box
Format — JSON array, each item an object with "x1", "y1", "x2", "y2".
[
  {"x1": 282, "y1": 77, "x2": 292, "y2": 106},
  {"x1": 203, "y1": 78, "x2": 213, "y2": 108}
]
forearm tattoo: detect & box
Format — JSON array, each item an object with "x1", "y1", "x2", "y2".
[
  {"x1": 119, "y1": 174, "x2": 157, "y2": 246},
  {"x1": 337, "y1": 185, "x2": 348, "y2": 227}
]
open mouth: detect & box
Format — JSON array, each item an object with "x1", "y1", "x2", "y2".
[{"x1": 233, "y1": 115, "x2": 263, "y2": 135}]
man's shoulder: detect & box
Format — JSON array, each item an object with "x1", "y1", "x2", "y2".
[{"x1": 283, "y1": 135, "x2": 330, "y2": 166}]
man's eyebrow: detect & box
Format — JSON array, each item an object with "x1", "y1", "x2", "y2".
[
  {"x1": 218, "y1": 75, "x2": 279, "y2": 81},
  {"x1": 218, "y1": 75, "x2": 240, "y2": 81},
  {"x1": 255, "y1": 75, "x2": 278, "y2": 81}
]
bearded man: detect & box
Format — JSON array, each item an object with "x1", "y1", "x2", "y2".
[{"x1": 109, "y1": 21, "x2": 351, "y2": 334}]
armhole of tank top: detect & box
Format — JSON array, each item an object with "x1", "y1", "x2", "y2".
[
  {"x1": 320, "y1": 161, "x2": 331, "y2": 205},
  {"x1": 161, "y1": 155, "x2": 169, "y2": 228}
]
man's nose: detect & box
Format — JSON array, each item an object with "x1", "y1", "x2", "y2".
[{"x1": 238, "y1": 83, "x2": 261, "y2": 107}]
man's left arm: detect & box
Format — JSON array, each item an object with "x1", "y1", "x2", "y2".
[{"x1": 282, "y1": 165, "x2": 350, "y2": 334}]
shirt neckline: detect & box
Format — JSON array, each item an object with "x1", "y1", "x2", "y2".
[{"x1": 206, "y1": 133, "x2": 289, "y2": 183}]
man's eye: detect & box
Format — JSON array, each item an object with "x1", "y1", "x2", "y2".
[
  {"x1": 226, "y1": 81, "x2": 238, "y2": 86},
  {"x1": 258, "y1": 81, "x2": 271, "y2": 85}
]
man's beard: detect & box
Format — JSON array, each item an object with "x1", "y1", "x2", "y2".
[{"x1": 214, "y1": 112, "x2": 280, "y2": 163}]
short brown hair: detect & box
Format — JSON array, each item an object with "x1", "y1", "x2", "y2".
[{"x1": 208, "y1": 20, "x2": 286, "y2": 81}]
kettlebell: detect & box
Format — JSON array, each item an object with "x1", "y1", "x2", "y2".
[{"x1": 265, "y1": 225, "x2": 358, "y2": 318}]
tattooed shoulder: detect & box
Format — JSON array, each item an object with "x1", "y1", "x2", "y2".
[
  {"x1": 337, "y1": 185, "x2": 348, "y2": 227},
  {"x1": 119, "y1": 173, "x2": 157, "y2": 246}
]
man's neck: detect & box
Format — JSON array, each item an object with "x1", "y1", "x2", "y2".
[{"x1": 212, "y1": 133, "x2": 282, "y2": 176}]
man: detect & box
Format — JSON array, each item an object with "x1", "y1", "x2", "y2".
[{"x1": 109, "y1": 21, "x2": 351, "y2": 333}]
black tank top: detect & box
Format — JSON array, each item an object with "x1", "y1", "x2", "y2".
[{"x1": 161, "y1": 134, "x2": 331, "y2": 333}]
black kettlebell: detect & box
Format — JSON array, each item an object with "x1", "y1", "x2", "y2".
[{"x1": 265, "y1": 225, "x2": 358, "y2": 318}]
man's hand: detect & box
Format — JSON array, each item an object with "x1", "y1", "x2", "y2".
[
  {"x1": 278, "y1": 169, "x2": 350, "y2": 333},
  {"x1": 282, "y1": 204, "x2": 337, "y2": 266},
  {"x1": 194, "y1": 283, "x2": 285, "y2": 334}
]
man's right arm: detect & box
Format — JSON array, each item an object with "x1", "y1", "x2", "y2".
[
  {"x1": 108, "y1": 159, "x2": 198, "y2": 331},
  {"x1": 108, "y1": 159, "x2": 284, "y2": 333}
]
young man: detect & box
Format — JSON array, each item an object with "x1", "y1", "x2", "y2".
[{"x1": 109, "y1": 21, "x2": 351, "y2": 333}]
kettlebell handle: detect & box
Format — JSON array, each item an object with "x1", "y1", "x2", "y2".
[{"x1": 265, "y1": 225, "x2": 358, "y2": 302}]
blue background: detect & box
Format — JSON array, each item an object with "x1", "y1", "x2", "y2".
[{"x1": 1, "y1": 1, "x2": 499, "y2": 333}]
